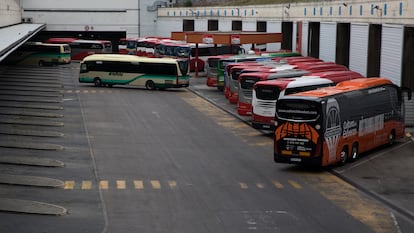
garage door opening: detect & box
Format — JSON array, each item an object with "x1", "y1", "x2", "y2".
[
  {"x1": 308, "y1": 22, "x2": 320, "y2": 58},
  {"x1": 367, "y1": 24, "x2": 382, "y2": 77},
  {"x1": 336, "y1": 23, "x2": 350, "y2": 67}
]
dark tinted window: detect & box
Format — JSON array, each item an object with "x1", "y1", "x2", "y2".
[
  {"x1": 277, "y1": 100, "x2": 321, "y2": 121},
  {"x1": 255, "y1": 86, "x2": 281, "y2": 100},
  {"x1": 284, "y1": 83, "x2": 333, "y2": 95},
  {"x1": 240, "y1": 76, "x2": 260, "y2": 89}
]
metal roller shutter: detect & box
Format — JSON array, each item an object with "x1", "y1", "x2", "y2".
[
  {"x1": 301, "y1": 22, "x2": 308, "y2": 56},
  {"x1": 319, "y1": 22, "x2": 336, "y2": 62},
  {"x1": 349, "y1": 23, "x2": 369, "y2": 76},
  {"x1": 380, "y1": 24, "x2": 403, "y2": 86}
]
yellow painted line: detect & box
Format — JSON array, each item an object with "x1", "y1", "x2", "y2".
[
  {"x1": 66, "y1": 90, "x2": 73, "y2": 93},
  {"x1": 249, "y1": 141, "x2": 273, "y2": 147},
  {"x1": 64, "y1": 181, "x2": 75, "y2": 190},
  {"x1": 108, "y1": 90, "x2": 113, "y2": 94},
  {"x1": 91, "y1": 90, "x2": 97, "y2": 94},
  {"x1": 150, "y1": 180, "x2": 161, "y2": 189},
  {"x1": 304, "y1": 172, "x2": 397, "y2": 233},
  {"x1": 117, "y1": 180, "x2": 126, "y2": 189},
  {"x1": 99, "y1": 90, "x2": 105, "y2": 93},
  {"x1": 256, "y1": 183, "x2": 265, "y2": 189},
  {"x1": 239, "y1": 182, "x2": 248, "y2": 189},
  {"x1": 81, "y1": 180, "x2": 92, "y2": 190},
  {"x1": 272, "y1": 180, "x2": 284, "y2": 189},
  {"x1": 134, "y1": 180, "x2": 144, "y2": 189},
  {"x1": 83, "y1": 90, "x2": 89, "y2": 94},
  {"x1": 75, "y1": 90, "x2": 81, "y2": 93},
  {"x1": 168, "y1": 180, "x2": 177, "y2": 189},
  {"x1": 99, "y1": 180, "x2": 108, "y2": 190},
  {"x1": 288, "y1": 180, "x2": 302, "y2": 189}
]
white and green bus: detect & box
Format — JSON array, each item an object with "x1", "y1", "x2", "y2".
[
  {"x1": 5, "y1": 42, "x2": 71, "y2": 66},
  {"x1": 79, "y1": 54, "x2": 190, "y2": 90}
]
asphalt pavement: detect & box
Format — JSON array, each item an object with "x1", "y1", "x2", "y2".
[{"x1": 188, "y1": 74, "x2": 414, "y2": 224}]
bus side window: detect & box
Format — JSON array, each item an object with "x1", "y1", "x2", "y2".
[{"x1": 80, "y1": 63, "x2": 88, "y2": 73}]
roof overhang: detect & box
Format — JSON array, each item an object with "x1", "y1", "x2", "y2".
[{"x1": 0, "y1": 23, "x2": 46, "y2": 62}]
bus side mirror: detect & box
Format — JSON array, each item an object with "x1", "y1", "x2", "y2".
[{"x1": 402, "y1": 87, "x2": 412, "y2": 100}]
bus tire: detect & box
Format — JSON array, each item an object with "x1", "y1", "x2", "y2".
[
  {"x1": 38, "y1": 60, "x2": 44, "y2": 66},
  {"x1": 94, "y1": 78, "x2": 102, "y2": 87},
  {"x1": 338, "y1": 146, "x2": 348, "y2": 166},
  {"x1": 145, "y1": 80, "x2": 155, "y2": 90},
  {"x1": 349, "y1": 143, "x2": 359, "y2": 162},
  {"x1": 389, "y1": 130, "x2": 396, "y2": 146}
]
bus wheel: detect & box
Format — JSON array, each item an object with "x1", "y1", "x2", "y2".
[
  {"x1": 145, "y1": 80, "x2": 155, "y2": 90},
  {"x1": 349, "y1": 143, "x2": 359, "y2": 162},
  {"x1": 94, "y1": 78, "x2": 102, "y2": 87},
  {"x1": 38, "y1": 60, "x2": 44, "y2": 66},
  {"x1": 389, "y1": 130, "x2": 396, "y2": 145},
  {"x1": 338, "y1": 147, "x2": 348, "y2": 166}
]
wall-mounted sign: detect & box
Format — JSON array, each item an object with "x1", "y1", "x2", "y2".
[
  {"x1": 202, "y1": 34, "x2": 214, "y2": 44},
  {"x1": 231, "y1": 35, "x2": 241, "y2": 44}
]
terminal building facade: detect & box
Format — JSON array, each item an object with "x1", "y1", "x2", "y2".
[{"x1": 1, "y1": 0, "x2": 414, "y2": 123}]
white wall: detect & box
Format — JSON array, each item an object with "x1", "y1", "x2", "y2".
[
  {"x1": 20, "y1": 0, "x2": 159, "y2": 37},
  {"x1": 267, "y1": 21, "x2": 282, "y2": 51},
  {"x1": 0, "y1": 0, "x2": 22, "y2": 27}
]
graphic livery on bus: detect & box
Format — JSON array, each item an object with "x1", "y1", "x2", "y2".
[
  {"x1": 79, "y1": 54, "x2": 190, "y2": 90},
  {"x1": 5, "y1": 42, "x2": 71, "y2": 66},
  {"x1": 274, "y1": 78, "x2": 411, "y2": 166}
]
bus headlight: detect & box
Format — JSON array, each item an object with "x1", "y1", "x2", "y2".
[
  {"x1": 274, "y1": 121, "x2": 278, "y2": 127},
  {"x1": 315, "y1": 124, "x2": 321, "y2": 130}
]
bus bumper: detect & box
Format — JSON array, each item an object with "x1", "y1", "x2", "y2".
[
  {"x1": 237, "y1": 102, "x2": 252, "y2": 116},
  {"x1": 274, "y1": 154, "x2": 322, "y2": 166}
]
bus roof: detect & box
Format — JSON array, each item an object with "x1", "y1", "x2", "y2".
[
  {"x1": 254, "y1": 76, "x2": 332, "y2": 89},
  {"x1": 81, "y1": 54, "x2": 180, "y2": 64},
  {"x1": 291, "y1": 77, "x2": 393, "y2": 98},
  {"x1": 239, "y1": 69, "x2": 309, "y2": 80}
]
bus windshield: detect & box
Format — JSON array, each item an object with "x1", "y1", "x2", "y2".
[
  {"x1": 178, "y1": 59, "x2": 189, "y2": 76},
  {"x1": 255, "y1": 86, "x2": 281, "y2": 100},
  {"x1": 276, "y1": 100, "x2": 320, "y2": 121}
]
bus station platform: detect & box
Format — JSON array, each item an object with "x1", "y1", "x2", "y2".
[{"x1": 187, "y1": 74, "x2": 414, "y2": 224}]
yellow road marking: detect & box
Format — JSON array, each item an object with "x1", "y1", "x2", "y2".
[
  {"x1": 256, "y1": 183, "x2": 265, "y2": 189},
  {"x1": 66, "y1": 90, "x2": 73, "y2": 93},
  {"x1": 83, "y1": 90, "x2": 89, "y2": 94},
  {"x1": 134, "y1": 180, "x2": 144, "y2": 189},
  {"x1": 239, "y1": 182, "x2": 248, "y2": 189},
  {"x1": 81, "y1": 180, "x2": 92, "y2": 190},
  {"x1": 272, "y1": 180, "x2": 284, "y2": 189},
  {"x1": 99, "y1": 180, "x2": 108, "y2": 190},
  {"x1": 151, "y1": 180, "x2": 161, "y2": 189},
  {"x1": 288, "y1": 180, "x2": 302, "y2": 189},
  {"x1": 75, "y1": 90, "x2": 80, "y2": 93},
  {"x1": 91, "y1": 90, "x2": 97, "y2": 94},
  {"x1": 117, "y1": 180, "x2": 126, "y2": 189},
  {"x1": 168, "y1": 180, "x2": 177, "y2": 189},
  {"x1": 99, "y1": 90, "x2": 105, "y2": 93},
  {"x1": 64, "y1": 181, "x2": 75, "y2": 190}
]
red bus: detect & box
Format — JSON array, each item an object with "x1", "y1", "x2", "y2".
[
  {"x1": 45, "y1": 38, "x2": 112, "y2": 60},
  {"x1": 274, "y1": 77, "x2": 411, "y2": 166},
  {"x1": 251, "y1": 70, "x2": 364, "y2": 130},
  {"x1": 118, "y1": 38, "x2": 127, "y2": 54},
  {"x1": 237, "y1": 69, "x2": 310, "y2": 116},
  {"x1": 228, "y1": 64, "x2": 295, "y2": 104}
]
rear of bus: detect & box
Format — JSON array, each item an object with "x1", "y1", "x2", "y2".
[
  {"x1": 237, "y1": 69, "x2": 309, "y2": 116},
  {"x1": 206, "y1": 55, "x2": 230, "y2": 87},
  {"x1": 274, "y1": 96, "x2": 324, "y2": 165},
  {"x1": 118, "y1": 38, "x2": 127, "y2": 54},
  {"x1": 252, "y1": 77, "x2": 333, "y2": 130}
]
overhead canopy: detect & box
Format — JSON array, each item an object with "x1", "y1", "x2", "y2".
[
  {"x1": 0, "y1": 23, "x2": 46, "y2": 62},
  {"x1": 171, "y1": 31, "x2": 283, "y2": 45}
]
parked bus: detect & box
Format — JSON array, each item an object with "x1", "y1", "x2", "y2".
[
  {"x1": 274, "y1": 77, "x2": 411, "y2": 166},
  {"x1": 237, "y1": 69, "x2": 310, "y2": 116},
  {"x1": 251, "y1": 71, "x2": 364, "y2": 130},
  {"x1": 206, "y1": 55, "x2": 231, "y2": 87},
  {"x1": 5, "y1": 42, "x2": 71, "y2": 66},
  {"x1": 228, "y1": 63, "x2": 296, "y2": 104},
  {"x1": 79, "y1": 54, "x2": 190, "y2": 90},
  {"x1": 118, "y1": 38, "x2": 127, "y2": 54},
  {"x1": 45, "y1": 38, "x2": 112, "y2": 60}
]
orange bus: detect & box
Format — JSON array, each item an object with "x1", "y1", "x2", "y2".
[{"x1": 274, "y1": 77, "x2": 411, "y2": 166}]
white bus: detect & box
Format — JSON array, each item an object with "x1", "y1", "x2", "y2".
[{"x1": 79, "y1": 54, "x2": 190, "y2": 90}]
